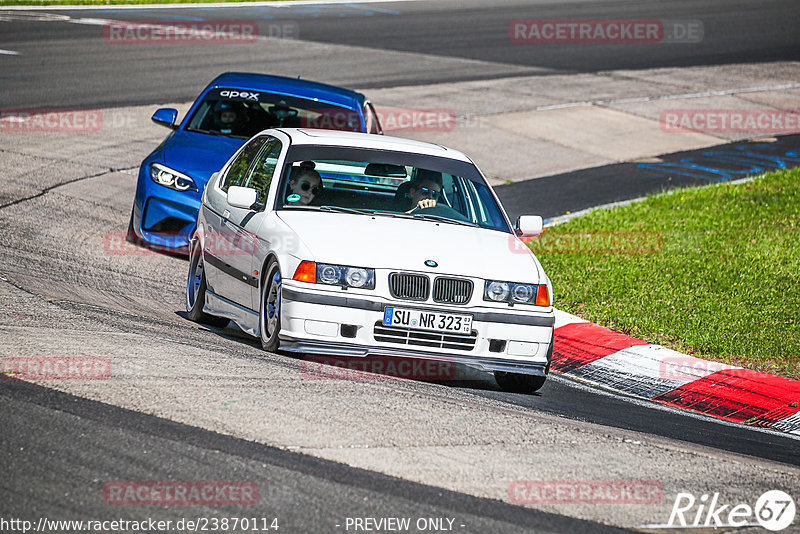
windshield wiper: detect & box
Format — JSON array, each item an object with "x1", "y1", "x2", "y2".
[
  {"x1": 410, "y1": 213, "x2": 478, "y2": 227},
  {"x1": 319, "y1": 205, "x2": 370, "y2": 216},
  {"x1": 282, "y1": 205, "x2": 321, "y2": 211},
  {"x1": 185, "y1": 128, "x2": 247, "y2": 139},
  {"x1": 370, "y1": 211, "x2": 415, "y2": 219}
]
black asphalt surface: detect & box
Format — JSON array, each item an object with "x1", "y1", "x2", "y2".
[
  {"x1": 2, "y1": 1, "x2": 799, "y2": 532},
  {"x1": 496, "y1": 134, "x2": 800, "y2": 220},
  {"x1": 0, "y1": 0, "x2": 799, "y2": 106},
  {"x1": 470, "y1": 376, "x2": 800, "y2": 468},
  {"x1": 0, "y1": 379, "x2": 630, "y2": 534}
]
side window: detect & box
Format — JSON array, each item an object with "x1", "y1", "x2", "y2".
[
  {"x1": 221, "y1": 135, "x2": 269, "y2": 192},
  {"x1": 454, "y1": 176, "x2": 478, "y2": 223},
  {"x1": 441, "y1": 174, "x2": 464, "y2": 213},
  {"x1": 243, "y1": 138, "x2": 282, "y2": 203},
  {"x1": 364, "y1": 102, "x2": 382, "y2": 134}
]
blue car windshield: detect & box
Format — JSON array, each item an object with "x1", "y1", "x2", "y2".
[
  {"x1": 276, "y1": 146, "x2": 512, "y2": 234},
  {"x1": 185, "y1": 88, "x2": 362, "y2": 139}
]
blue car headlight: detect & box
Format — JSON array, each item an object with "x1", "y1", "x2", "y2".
[{"x1": 150, "y1": 163, "x2": 198, "y2": 192}]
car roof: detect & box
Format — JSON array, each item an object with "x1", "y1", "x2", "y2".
[
  {"x1": 276, "y1": 128, "x2": 473, "y2": 162},
  {"x1": 208, "y1": 72, "x2": 364, "y2": 109}
]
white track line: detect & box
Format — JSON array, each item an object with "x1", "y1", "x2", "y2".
[
  {"x1": 531, "y1": 82, "x2": 800, "y2": 111},
  {"x1": 0, "y1": 49, "x2": 20, "y2": 55}
]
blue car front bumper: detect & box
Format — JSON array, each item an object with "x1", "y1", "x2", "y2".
[{"x1": 131, "y1": 163, "x2": 203, "y2": 252}]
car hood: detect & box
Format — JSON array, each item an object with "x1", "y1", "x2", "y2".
[
  {"x1": 276, "y1": 211, "x2": 543, "y2": 283},
  {"x1": 160, "y1": 130, "x2": 245, "y2": 186}
]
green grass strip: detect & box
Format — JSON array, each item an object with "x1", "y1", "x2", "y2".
[{"x1": 530, "y1": 168, "x2": 800, "y2": 379}]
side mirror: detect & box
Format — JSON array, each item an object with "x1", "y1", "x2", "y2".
[
  {"x1": 515, "y1": 215, "x2": 543, "y2": 237},
  {"x1": 227, "y1": 186, "x2": 259, "y2": 210},
  {"x1": 151, "y1": 108, "x2": 178, "y2": 129}
]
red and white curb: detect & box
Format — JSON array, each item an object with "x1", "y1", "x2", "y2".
[{"x1": 552, "y1": 310, "x2": 800, "y2": 434}]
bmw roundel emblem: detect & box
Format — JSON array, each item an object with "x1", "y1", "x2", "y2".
[{"x1": 424, "y1": 260, "x2": 438, "y2": 268}]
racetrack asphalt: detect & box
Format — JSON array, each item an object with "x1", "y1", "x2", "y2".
[
  {"x1": 495, "y1": 133, "x2": 800, "y2": 221},
  {"x1": 2, "y1": 1, "x2": 800, "y2": 531},
  {"x1": 1, "y1": 378, "x2": 629, "y2": 534}
]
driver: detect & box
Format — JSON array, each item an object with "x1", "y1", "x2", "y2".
[
  {"x1": 212, "y1": 101, "x2": 244, "y2": 135},
  {"x1": 404, "y1": 169, "x2": 443, "y2": 212}
]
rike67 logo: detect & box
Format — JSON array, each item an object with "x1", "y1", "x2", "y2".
[{"x1": 667, "y1": 490, "x2": 796, "y2": 531}]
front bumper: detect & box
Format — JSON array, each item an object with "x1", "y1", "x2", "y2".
[
  {"x1": 131, "y1": 163, "x2": 202, "y2": 252},
  {"x1": 279, "y1": 284, "x2": 554, "y2": 376}
]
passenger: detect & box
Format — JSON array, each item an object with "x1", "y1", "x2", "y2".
[{"x1": 286, "y1": 161, "x2": 322, "y2": 206}]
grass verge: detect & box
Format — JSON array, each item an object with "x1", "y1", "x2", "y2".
[{"x1": 529, "y1": 168, "x2": 800, "y2": 379}]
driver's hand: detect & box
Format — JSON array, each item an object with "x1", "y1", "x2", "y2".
[{"x1": 416, "y1": 199, "x2": 437, "y2": 209}]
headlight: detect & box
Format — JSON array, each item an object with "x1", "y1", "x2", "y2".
[
  {"x1": 344, "y1": 268, "x2": 371, "y2": 288},
  {"x1": 150, "y1": 163, "x2": 198, "y2": 192},
  {"x1": 485, "y1": 281, "x2": 510, "y2": 302},
  {"x1": 317, "y1": 263, "x2": 374, "y2": 289},
  {"x1": 484, "y1": 280, "x2": 547, "y2": 306},
  {"x1": 293, "y1": 261, "x2": 375, "y2": 289}
]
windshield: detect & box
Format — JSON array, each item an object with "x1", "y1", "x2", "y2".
[
  {"x1": 185, "y1": 88, "x2": 362, "y2": 139},
  {"x1": 276, "y1": 146, "x2": 512, "y2": 233}
]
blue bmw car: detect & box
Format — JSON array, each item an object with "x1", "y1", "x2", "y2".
[{"x1": 128, "y1": 72, "x2": 383, "y2": 253}]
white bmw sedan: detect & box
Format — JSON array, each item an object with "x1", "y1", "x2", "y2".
[{"x1": 186, "y1": 128, "x2": 555, "y2": 393}]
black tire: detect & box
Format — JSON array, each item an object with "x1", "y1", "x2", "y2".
[
  {"x1": 260, "y1": 259, "x2": 282, "y2": 352},
  {"x1": 186, "y1": 243, "x2": 229, "y2": 327},
  {"x1": 125, "y1": 206, "x2": 138, "y2": 244},
  {"x1": 494, "y1": 337, "x2": 553, "y2": 393},
  {"x1": 494, "y1": 371, "x2": 547, "y2": 394}
]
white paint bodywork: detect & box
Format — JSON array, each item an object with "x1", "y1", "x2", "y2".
[{"x1": 193, "y1": 128, "x2": 555, "y2": 376}]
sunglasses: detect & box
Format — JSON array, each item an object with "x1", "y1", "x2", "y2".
[
  {"x1": 418, "y1": 187, "x2": 441, "y2": 200},
  {"x1": 298, "y1": 181, "x2": 321, "y2": 195}
]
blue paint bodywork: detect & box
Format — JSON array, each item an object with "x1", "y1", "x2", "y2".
[{"x1": 129, "y1": 72, "x2": 371, "y2": 252}]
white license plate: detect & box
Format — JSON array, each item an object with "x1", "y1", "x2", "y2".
[{"x1": 383, "y1": 307, "x2": 472, "y2": 334}]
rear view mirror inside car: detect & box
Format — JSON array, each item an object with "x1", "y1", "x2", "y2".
[{"x1": 364, "y1": 163, "x2": 407, "y2": 178}]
